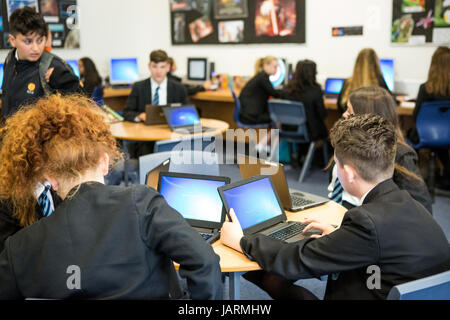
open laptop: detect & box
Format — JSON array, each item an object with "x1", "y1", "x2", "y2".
[
  {"x1": 218, "y1": 175, "x2": 322, "y2": 243},
  {"x1": 238, "y1": 155, "x2": 328, "y2": 211},
  {"x1": 324, "y1": 78, "x2": 345, "y2": 98},
  {"x1": 145, "y1": 157, "x2": 171, "y2": 189},
  {"x1": 157, "y1": 172, "x2": 230, "y2": 244},
  {"x1": 145, "y1": 105, "x2": 167, "y2": 125},
  {"x1": 163, "y1": 105, "x2": 213, "y2": 134}
]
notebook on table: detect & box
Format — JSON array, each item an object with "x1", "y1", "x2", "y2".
[
  {"x1": 218, "y1": 175, "x2": 321, "y2": 243},
  {"x1": 144, "y1": 104, "x2": 167, "y2": 125},
  {"x1": 238, "y1": 155, "x2": 328, "y2": 211},
  {"x1": 157, "y1": 172, "x2": 230, "y2": 244}
]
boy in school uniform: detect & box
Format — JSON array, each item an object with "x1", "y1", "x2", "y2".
[
  {"x1": 221, "y1": 114, "x2": 450, "y2": 300},
  {"x1": 1, "y1": 7, "x2": 83, "y2": 119}
]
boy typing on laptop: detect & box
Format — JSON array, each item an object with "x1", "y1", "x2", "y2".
[{"x1": 221, "y1": 114, "x2": 449, "y2": 300}]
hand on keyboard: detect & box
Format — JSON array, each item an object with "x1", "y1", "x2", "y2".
[{"x1": 301, "y1": 218, "x2": 338, "y2": 238}]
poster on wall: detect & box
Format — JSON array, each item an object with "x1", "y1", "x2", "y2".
[
  {"x1": 1, "y1": 0, "x2": 79, "y2": 49},
  {"x1": 391, "y1": 0, "x2": 450, "y2": 44},
  {"x1": 170, "y1": 0, "x2": 305, "y2": 45}
]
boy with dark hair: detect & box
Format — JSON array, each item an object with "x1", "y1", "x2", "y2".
[
  {"x1": 1, "y1": 7, "x2": 83, "y2": 119},
  {"x1": 221, "y1": 114, "x2": 450, "y2": 300}
]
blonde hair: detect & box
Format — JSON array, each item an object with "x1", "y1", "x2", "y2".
[
  {"x1": 254, "y1": 56, "x2": 277, "y2": 76},
  {"x1": 340, "y1": 48, "x2": 383, "y2": 107},
  {"x1": 425, "y1": 46, "x2": 450, "y2": 96}
]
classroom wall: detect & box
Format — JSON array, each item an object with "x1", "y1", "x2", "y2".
[{"x1": 0, "y1": 0, "x2": 442, "y2": 97}]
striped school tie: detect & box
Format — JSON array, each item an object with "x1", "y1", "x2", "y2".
[
  {"x1": 38, "y1": 182, "x2": 53, "y2": 217},
  {"x1": 152, "y1": 86, "x2": 160, "y2": 105},
  {"x1": 330, "y1": 178, "x2": 343, "y2": 205}
]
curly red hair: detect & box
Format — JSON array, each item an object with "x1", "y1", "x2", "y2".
[{"x1": 0, "y1": 94, "x2": 122, "y2": 227}]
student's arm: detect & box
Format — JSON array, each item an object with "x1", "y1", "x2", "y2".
[
  {"x1": 123, "y1": 84, "x2": 142, "y2": 121},
  {"x1": 136, "y1": 188, "x2": 222, "y2": 300},
  {"x1": 0, "y1": 239, "x2": 23, "y2": 299},
  {"x1": 316, "y1": 87, "x2": 327, "y2": 119},
  {"x1": 48, "y1": 59, "x2": 84, "y2": 95},
  {"x1": 259, "y1": 73, "x2": 281, "y2": 98},
  {"x1": 240, "y1": 209, "x2": 379, "y2": 280}
]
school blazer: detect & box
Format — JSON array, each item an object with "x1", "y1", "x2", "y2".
[
  {"x1": 0, "y1": 182, "x2": 222, "y2": 300},
  {"x1": 123, "y1": 78, "x2": 189, "y2": 121},
  {"x1": 240, "y1": 179, "x2": 450, "y2": 300}
]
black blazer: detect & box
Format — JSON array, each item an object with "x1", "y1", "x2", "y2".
[
  {"x1": 240, "y1": 179, "x2": 450, "y2": 300},
  {"x1": 239, "y1": 71, "x2": 281, "y2": 125},
  {"x1": 123, "y1": 78, "x2": 189, "y2": 121},
  {"x1": 280, "y1": 85, "x2": 328, "y2": 141},
  {"x1": 0, "y1": 182, "x2": 223, "y2": 300}
]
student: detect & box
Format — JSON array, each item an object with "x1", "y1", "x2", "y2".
[
  {"x1": 123, "y1": 49, "x2": 188, "y2": 122},
  {"x1": 238, "y1": 56, "x2": 281, "y2": 125},
  {"x1": 79, "y1": 57, "x2": 102, "y2": 98},
  {"x1": 1, "y1": 7, "x2": 83, "y2": 119},
  {"x1": 221, "y1": 114, "x2": 450, "y2": 300},
  {"x1": 167, "y1": 56, "x2": 211, "y2": 96},
  {"x1": 281, "y1": 59, "x2": 328, "y2": 142},
  {"x1": 409, "y1": 46, "x2": 450, "y2": 190},
  {"x1": 330, "y1": 86, "x2": 433, "y2": 213},
  {"x1": 337, "y1": 48, "x2": 390, "y2": 114},
  {"x1": 0, "y1": 95, "x2": 222, "y2": 300}
]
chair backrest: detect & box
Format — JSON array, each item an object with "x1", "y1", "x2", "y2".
[
  {"x1": 154, "y1": 135, "x2": 216, "y2": 153},
  {"x1": 268, "y1": 99, "x2": 310, "y2": 141},
  {"x1": 231, "y1": 90, "x2": 241, "y2": 123},
  {"x1": 91, "y1": 85, "x2": 105, "y2": 107},
  {"x1": 415, "y1": 101, "x2": 450, "y2": 148},
  {"x1": 387, "y1": 270, "x2": 450, "y2": 300}
]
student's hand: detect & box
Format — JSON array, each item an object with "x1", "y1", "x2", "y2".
[
  {"x1": 220, "y1": 208, "x2": 244, "y2": 253},
  {"x1": 202, "y1": 81, "x2": 212, "y2": 90},
  {"x1": 301, "y1": 218, "x2": 338, "y2": 239},
  {"x1": 137, "y1": 112, "x2": 146, "y2": 122},
  {"x1": 45, "y1": 67, "x2": 55, "y2": 83}
]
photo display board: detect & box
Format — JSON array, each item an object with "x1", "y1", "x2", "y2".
[
  {"x1": 170, "y1": 0, "x2": 305, "y2": 45},
  {"x1": 391, "y1": 0, "x2": 450, "y2": 45},
  {"x1": 1, "y1": 0, "x2": 79, "y2": 49}
]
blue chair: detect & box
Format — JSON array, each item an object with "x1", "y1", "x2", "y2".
[
  {"x1": 408, "y1": 101, "x2": 450, "y2": 197},
  {"x1": 231, "y1": 90, "x2": 270, "y2": 129},
  {"x1": 387, "y1": 270, "x2": 450, "y2": 300},
  {"x1": 268, "y1": 99, "x2": 329, "y2": 183},
  {"x1": 91, "y1": 85, "x2": 105, "y2": 107}
]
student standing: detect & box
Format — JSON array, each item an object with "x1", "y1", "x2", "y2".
[
  {"x1": 221, "y1": 114, "x2": 449, "y2": 300},
  {"x1": 337, "y1": 48, "x2": 390, "y2": 114},
  {"x1": 78, "y1": 57, "x2": 102, "y2": 98},
  {"x1": 238, "y1": 56, "x2": 281, "y2": 125},
  {"x1": 0, "y1": 95, "x2": 222, "y2": 300},
  {"x1": 1, "y1": 7, "x2": 82, "y2": 119}
]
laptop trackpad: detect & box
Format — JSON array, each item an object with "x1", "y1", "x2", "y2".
[{"x1": 284, "y1": 228, "x2": 322, "y2": 243}]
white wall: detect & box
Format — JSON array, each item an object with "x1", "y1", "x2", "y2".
[{"x1": 1, "y1": 0, "x2": 443, "y2": 96}]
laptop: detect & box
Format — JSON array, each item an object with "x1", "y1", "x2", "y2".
[
  {"x1": 145, "y1": 105, "x2": 167, "y2": 125},
  {"x1": 163, "y1": 105, "x2": 213, "y2": 134},
  {"x1": 324, "y1": 78, "x2": 345, "y2": 98},
  {"x1": 145, "y1": 157, "x2": 171, "y2": 189},
  {"x1": 238, "y1": 155, "x2": 328, "y2": 211},
  {"x1": 218, "y1": 175, "x2": 322, "y2": 243},
  {"x1": 157, "y1": 172, "x2": 230, "y2": 244}
]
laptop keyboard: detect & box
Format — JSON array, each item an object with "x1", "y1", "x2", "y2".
[
  {"x1": 268, "y1": 222, "x2": 306, "y2": 241},
  {"x1": 291, "y1": 194, "x2": 315, "y2": 208},
  {"x1": 200, "y1": 232, "x2": 214, "y2": 241}
]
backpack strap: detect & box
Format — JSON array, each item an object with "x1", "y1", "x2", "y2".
[{"x1": 39, "y1": 51, "x2": 54, "y2": 96}]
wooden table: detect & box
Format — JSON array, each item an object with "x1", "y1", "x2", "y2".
[
  {"x1": 104, "y1": 87, "x2": 132, "y2": 111},
  {"x1": 177, "y1": 200, "x2": 347, "y2": 300}
]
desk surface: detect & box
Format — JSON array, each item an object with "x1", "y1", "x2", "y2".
[
  {"x1": 181, "y1": 200, "x2": 347, "y2": 273},
  {"x1": 109, "y1": 118, "x2": 229, "y2": 141}
]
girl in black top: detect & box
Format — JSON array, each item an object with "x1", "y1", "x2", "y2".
[
  {"x1": 281, "y1": 59, "x2": 328, "y2": 141},
  {"x1": 239, "y1": 56, "x2": 281, "y2": 124},
  {"x1": 79, "y1": 57, "x2": 102, "y2": 98}
]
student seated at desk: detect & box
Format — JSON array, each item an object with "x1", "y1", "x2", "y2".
[
  {"x1": 408, "y1": 46, "x2": 450, "y2": 190},
  {"x1": 167, "y1": 57, "x2": 211, "y2": 96},
  {"x1": 0, "y1": 95, "x2": 222, "y2": 300},
  {"x1": 123, "y1": 50, "x2": 188, "y2": 123},
  {"x1": 221, "y1": 114, "x2": 449, "y2": 300},
  {"x1": 79, "y1": 57, "x2": 102, "y2": 98},
  {"x1": 337, "y1": 48, "x2": 390, "y2": 114},
  {"x1": 329, "y1": 86, "x2": 433, "y2": 214}
]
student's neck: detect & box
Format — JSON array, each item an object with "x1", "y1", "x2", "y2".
[
  {"x1": 152, "y1": 77, "x2": 166, "y2": 85},
  {"x1": 58, "y1": 170, "x2": 105, "y2": 200},
  {"x1": 353, "y1": 178, "x2": 386, "y2": 199}
]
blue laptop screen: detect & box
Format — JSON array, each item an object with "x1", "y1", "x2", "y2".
[
  {"x1": 0, "y1": 63, "x2": 4, "y2": 91},
  {"x1": 110, "y1": 58, "x2": 139, "y2": 84},
  {"x1": 379, "y1": 58, "x2": 394, "y2": 92},
  {"x1": 159, "y1": 176, "x2": 226, "y2": 223},
  {"x1": 166, "y1": 106, "x2": 201, "y2": 127},
  {"x1": 221, "y1": 177, "x2": 284, "y2": 230},
  {"x1": 325, "y1": 78, "x2": 345, "y2": 94},
  {"x1": 66, "y1": 60, "x2": 80, "y2": 78}
]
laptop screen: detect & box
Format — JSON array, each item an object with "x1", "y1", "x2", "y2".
[
  {"x1": 325, "y1": 78, "x2": 345, "y2": 94},
  {"x1": 220, "y1": 176, "x2": 284, "y2": 230},
  {"x1": 164, "y1": 106, "x2": 201, "y2": 128},
  {"x1": 159, "y1": 174, "x2": 227, "y2": 225}
]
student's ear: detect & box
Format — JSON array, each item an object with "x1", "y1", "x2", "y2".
[
  {"x1": 99, "y1": 152, "x2": 110, "y2": 176},
  {"x1": 343, "y1": 164, "x2": 356, "y2": 184},
  {"x1": 8, "y1": 34, "x2": 16, "y2": 48}
]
